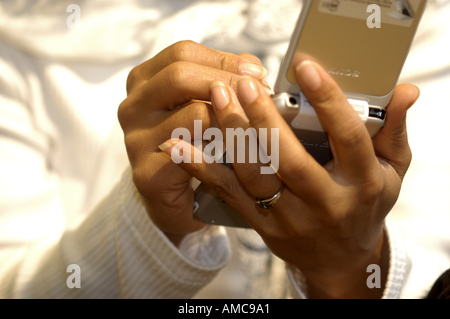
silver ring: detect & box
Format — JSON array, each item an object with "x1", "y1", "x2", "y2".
[{"x1": 255, "y1": 183, "x2": 285, "y2": 211}]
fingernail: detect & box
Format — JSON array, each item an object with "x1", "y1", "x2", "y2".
[
  {"x1": 412, "y1": 84, "x2": 421, "y2": 102},
  {"x1": 239, "y1": 63, "x2": 267, "y2": 79},
  {"x1": 296, "y1": 60, "x2": 321, "y2": 91},
  {"x1": 210, "y1": 81, "x2": 230, "y2": 110},
  {"x1": 261, "y1": 79, "x2": 274, "y2": 96},
  {"x1": 158, "y1": 141, "x2": 173, "y2": 152},
  {"x1": 237, "y1": 76, "x2": 259, "y2": 105}
]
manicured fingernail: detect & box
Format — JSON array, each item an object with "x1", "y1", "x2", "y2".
[
  {"x1": 239, "y1": 63, "x2": 267, "y2": 79},
  {"x1": 296, "y1": 60, "x2": 322, "y2": 90},
  {"x1": 158, "y1": 142, "x2": 173, "y2": 152},
  {"x1": 237, "y1": 76, "x2": 259, "y2": 105},
  {"x1": 261, "y1": 79, "x2": 274, "y2": 96},
  {"x1": 210, "y1": 81, "x2": 230, "y2": 110}
]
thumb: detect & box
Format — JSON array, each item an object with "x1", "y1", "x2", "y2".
[{"x1": 372, "y1": 83, "x2": 420, "y2": 178}]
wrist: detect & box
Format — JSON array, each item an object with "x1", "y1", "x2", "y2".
[
  {"x1": 163, "y1": 232, "x2": 187, "y2": 247},
  {"x1": 302, "y1": 229, "x2": 389, "y2": 299}
]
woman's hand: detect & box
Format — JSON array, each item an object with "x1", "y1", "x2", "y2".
[
  {"x1": 160, "y1": 59, "x2": 419, "y2": 298},
  {"x1": 118, "y1": 41, "x2": 268, "y2": 246}
]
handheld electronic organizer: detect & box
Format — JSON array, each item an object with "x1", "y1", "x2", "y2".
[{"x1": 193, "y1": 0, "x2": 427, "y2": 228}]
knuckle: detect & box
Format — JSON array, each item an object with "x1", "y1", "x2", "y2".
[
  {"x1": 123, "y1": 130, "x2": 138, "y2": 150},
  {"x1": 238, "y1": 52, "x2": 262, "y2": 65},
  {"x1": 238, "y1": 165, "x2": 264, "y2": 187},
  {"x1": 117, "y1": 99, "x2": 127, "y2": 125},
  {"x1": 117, "y1": 91, "x2": 147, "y2": 130},
  {"x1": 211, "y1": 177, "x2": 238, "y2": 203},
  {"x1": 126, "y1": 65, "x2": 143, "y2": 94},
  {"x1": 176, "y1": 103, "x2": 213, "y2": 133},
  {"x1": 321, "y1": 211, "x2": 347, "y2": 229},
  {"x1": 219, "y1": 54, "x2": 239, "y2": 73},
  {"x1": 123, "y1": 132, "x2": 145, "y2": 164},
  {"x1": 132, "y1": 155, "x2": 171, "y2": 199},
  {"x1": 316, "y1": 194, "x2": 351, "y2": 228},
  {"x1": 190, "y1": 102, "x2": 211, "y2": 122},
  {"x1": 360, "y1": 176, "x2": 385, "y2": 200},
  {"x1": 166, "y1": 61, "x2": 194, "y2": 90},
  {"x1": 132, "y1": 164, "x2": 152, "y2": 196},
  {"x1": 117, "y1": 98, "x2": 134, "y2": 129},
  {"x1": 320, "y1": 179, "x2": 384, "y2": 228},
  {"x1": 227, "y1": 74, "x2": 239, "y2": 90},
  {"x1": 170, "y1": 40, "x2": 198, "y2": 62}
]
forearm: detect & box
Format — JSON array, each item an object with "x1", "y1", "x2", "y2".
[{"x1": 0, "y1": 168, "x2": 230, "y2": 298}]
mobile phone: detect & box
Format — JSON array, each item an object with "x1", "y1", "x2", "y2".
[{"x1": 194, "y1": 0, "x2": 427, "y2": 228}]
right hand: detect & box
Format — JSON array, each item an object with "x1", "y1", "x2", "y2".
[
  {"x1": 159, "y1": 60, "x2": 418, "y2": 297},
  {"x1": 117, "y1": 41, "x2": 268, "y2": 246}
]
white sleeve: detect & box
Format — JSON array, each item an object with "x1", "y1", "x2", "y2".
[
  {"x1": 0, "y1": 164, "x2": 230, "y2": 298},
  {"x1": 0, "y1": 39, "x2": 230, "y2": 298}
]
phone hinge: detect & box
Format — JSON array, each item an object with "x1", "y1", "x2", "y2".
[
  {"x1": 294, "y1": 93, "x2": 369, "y2": 130},
  {"x1": 347, "y1": 98, "x2": 369, "y2": 123}
]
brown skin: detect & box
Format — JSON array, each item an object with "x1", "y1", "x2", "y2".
[
  {"x1": 159, "y1": 58, "x2": 419, "y2": 298},
  {"x1": 119, "y1": 40, "x2": 419, "y2": 298},
  {"x1": 118, "y1": 41, "x2": 269, "y2": 246}
]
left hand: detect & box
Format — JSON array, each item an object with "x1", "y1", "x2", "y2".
[
  {"x1": 159, "y1": 60, "x2": 419, "y2": 298},
  {"x1": 118, "y1": 41, "x2": 269, "y2": 246}
]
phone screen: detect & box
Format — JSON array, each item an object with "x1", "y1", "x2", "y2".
[{"x1": 286, "y1": 0, "x2": 426, "y2": 96}]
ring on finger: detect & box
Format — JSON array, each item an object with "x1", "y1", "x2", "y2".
[{"x1": 255, "y1": 183, "x2": 285, "y2": 211}]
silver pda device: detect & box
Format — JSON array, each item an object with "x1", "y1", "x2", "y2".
[
  {"x1": 193, "y1": 0, "x2": 427, "y2": 228},
  {"x1": 272, "y1": 0, "x2": 426, "y2": 165}
]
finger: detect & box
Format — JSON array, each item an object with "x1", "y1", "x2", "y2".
[
  {"x1": 144, "y1": 41, "x2": 267, "y2": 80},
  {"x1": 127, "y1": 41, "x2": 267, "y2": 93},
  {"x1": 234, "y1": 76, "x2": 333, "y2": 200},
  {"x1": 142, "y1": 170, "x2": 205, "y2": 236},
  {"x1": 124, "y1": 102, "x2": 216, "y2": 181},
  {"x1": 122, "y1": 102, "x2": 215, "y2": 210},
  {"x1": 131, "y1": 148, "x2": 204, "y2": 236},
  {"x1": 238, "y1": 52, "x2": 263, "y2": 65},
  {"x1": 209, "y1": 81, "x2": 282, "y2": 200},
  {"x1": 158, "y1": 139, "x2": 286, "y2": 227},
  {"x1": 295, "y1": 60, "x2": 379, "y2": 180},
  {"x1": 154, "y1": 102, "x2": 216, "y2": 146},
  {"x1": 158, "y1": 139, "x2": 259, "y2": 213},
  {"x1": 124, "y1": 100, "x2": 215, "y2": 220},
  {"x1": 130, "y1": 61, "x2": 267, "y2": 113},
  {"x1": 158, "y1": 139, "x2": 316, "y2": 234},
  {"x1": 373, "y1": 83, "x2": 419, "y2": 178}
]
